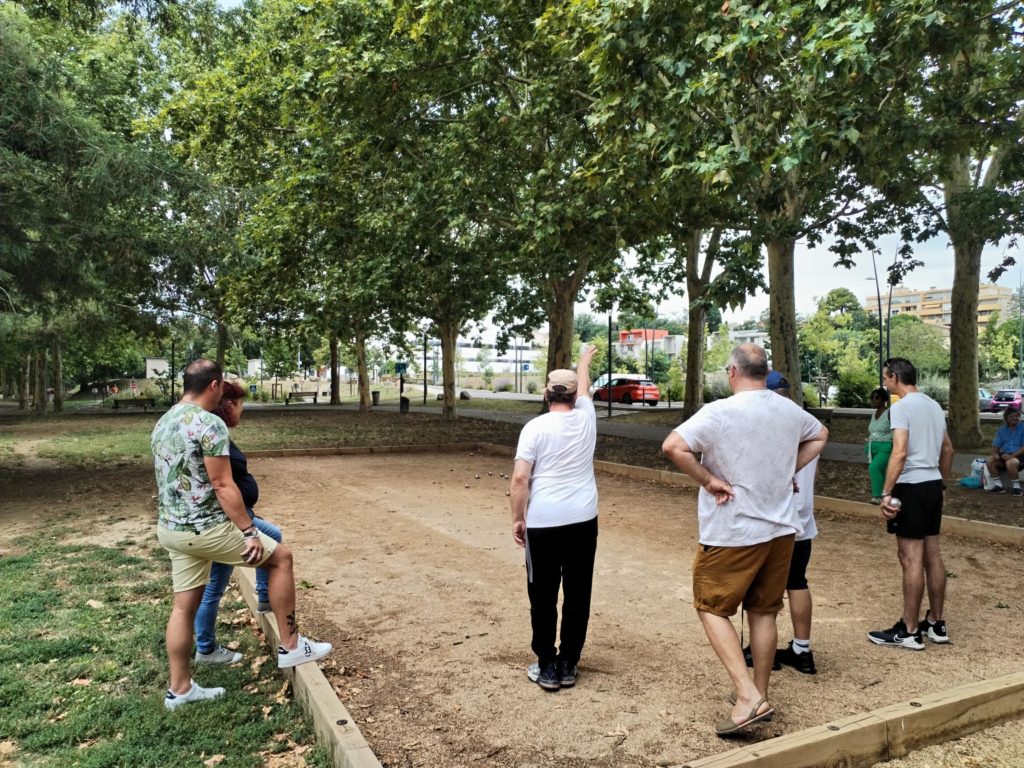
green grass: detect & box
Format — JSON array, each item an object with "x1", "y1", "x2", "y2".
[
  {"x1": 33, "y1": 428, "x2": 152, "y2": 467},
  {"x1": 0, "y1": 409, "x2": 527, "y2": 467},
  {"x1": 0, "y1": 532, "x2": 330, "y2": 768}
]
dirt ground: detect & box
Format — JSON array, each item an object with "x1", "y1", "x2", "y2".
[
  {"x1": 3, "y1": 447, "x2": 1023, "y2": 768},
  {"x1": 256, "y1": 453, "x2": 1023, "y2": 768}
]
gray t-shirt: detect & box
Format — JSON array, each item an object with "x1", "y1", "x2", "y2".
[{"x1": 889, "y1": 392, "x2": 945, "y2": 484}]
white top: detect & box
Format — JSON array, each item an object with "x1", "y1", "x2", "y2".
[
  {"x1": 515, "y1": 396, "x2": 598, "y2": 528},
  {"x1": 675, "y1": 389, "x2": 824, "y2": 546},
  {"x1": 889, "y1": 391, "x2": 945, "y2": 484},
  {"x1": 794, "y1": 457, "x2": 818, "y2": 542}
]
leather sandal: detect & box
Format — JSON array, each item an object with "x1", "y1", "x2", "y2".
[
  {"x1": 715, "y1": 697, "x2": 774, "y2": 736},
  {"x1": 726, "y1": 691, "x2": 774, "y2": 719}
]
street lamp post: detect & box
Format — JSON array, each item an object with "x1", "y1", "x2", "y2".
[
  {"x1": 607, "y1": 310, "x2": 614, "y2": 418},
  {"x1": 867, "y1": 252, "x2": 897, "y2": 387},
  {"x1": 1018, "y1": 271, "x2": 1022, "y2": 389},
  {"x1": 868, "y1": 257, "x2": 884, "y2": 388}
]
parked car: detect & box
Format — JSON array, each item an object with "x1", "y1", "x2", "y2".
[
  {"x1": 592, "y1": 377, "x2": 660, "y2": 406},
  {"x1": 989, "y1": 389, "x2": 1022, "y2": 412},
  {"x1": 979, "y1": 388, "x2": 993, "y2": 411}
]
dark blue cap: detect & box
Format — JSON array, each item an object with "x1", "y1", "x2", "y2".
[{"x1": 766, "y1": 370, "x2": 790, "y2": 390}]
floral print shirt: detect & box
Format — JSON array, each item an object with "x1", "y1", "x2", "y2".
[{"x1": 151, "y1": 401, "x2": 230, "y2": 533}]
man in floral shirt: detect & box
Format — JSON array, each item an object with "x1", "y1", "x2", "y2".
[{"x1": 152, "y1": 359, "x2": 331, "y2": 710}]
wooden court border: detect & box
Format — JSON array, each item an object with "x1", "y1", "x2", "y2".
[{"x1": 242, "y1": 442, "x2": 1024, "y2": 767}]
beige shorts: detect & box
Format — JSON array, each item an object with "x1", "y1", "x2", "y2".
[{"x1": 158, "y1": 521, "x2": 277, "y2": 593}]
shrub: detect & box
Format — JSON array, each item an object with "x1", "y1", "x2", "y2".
[
  {"x1": 917, "y1": 374, "x2": 949, "y2": 408},
  {"x1": 667, "y1": 363, "x2": 684, "y2": 401},
  {"x1": 703, "y1": 373, "x2": 731, "y2": 403},
  {"x1": 836, "y1": 369, "x2": 876, "y2": 407},
  {"x1": 482, "y1": 368, "x2": 494, "y2": 388},
  {"x1": 493, "y1": 379, "x2": 513, "y2": 392},
  {"x1": 526, "y1": 381, "x2": 538, "y2": 394},
  {"x1": 802, "y1": 384, "x2": 821, "y2": 408}
]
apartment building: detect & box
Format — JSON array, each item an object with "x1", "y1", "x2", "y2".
[
  {"x1": 863, "y1": 284, "x2": 1013, "y2": 331},
  {"x1": 614, "y1": 329, "x2": 686, "y2": 361}
]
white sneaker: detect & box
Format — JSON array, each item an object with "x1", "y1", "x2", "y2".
[
  {"x1": 194, "y1": 645, "x2": 242, "y2": 665},
  {"x1": 164, "y1": 680, "x2": 225, "y2": 710},
  {"x1": 277, "y1": 634, "x2": 332, "y2": 668}
]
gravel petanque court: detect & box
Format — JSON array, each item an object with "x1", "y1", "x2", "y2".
[{"x1": 249, "y1": 451, "x2": 1024, "y2": 768}]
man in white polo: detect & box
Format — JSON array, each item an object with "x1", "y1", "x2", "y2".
[{"x1": 511, "y1": 345, "x2": 598, "y2": 691}]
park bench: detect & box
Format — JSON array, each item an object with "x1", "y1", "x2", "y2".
[
  {"x1": 112, "y1": 397, "x2": 156, "y2": 412},
  {"x1": 285, "y1": 391, "x2": 319, "y2": 405}
]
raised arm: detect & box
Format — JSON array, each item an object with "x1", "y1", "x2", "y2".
[{"x1": 577, "y1": 344, "x2": 596, "y2": 396}]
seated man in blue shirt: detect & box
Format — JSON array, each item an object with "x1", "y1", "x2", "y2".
[{"x1": 985, "y1": 407, "x2": 1024, "y2": 495}]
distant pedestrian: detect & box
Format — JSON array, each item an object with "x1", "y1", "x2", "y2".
[
  {"x1": 152, "y1": 359, "x2": 331, "y2": 710},
  {"x1": 984, "y1": 407, "x2": 1024, "y2": 495},
  {"x1": 663, "y1": 344, "x2": 827, "y2": 736},
  {"x1": 869, "y1": 357, "x2": 953, "y2": 651},
  {"x1": 866, "y1": 388, "x2": 893, "y2": 503},
  {"x1": 510, "y1": 345, "x2": 598, "y2": 692}
]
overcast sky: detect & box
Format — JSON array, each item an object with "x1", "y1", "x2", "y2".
[{"x1": 708, "y1": 235, "x2": 1019, "y2": 324}]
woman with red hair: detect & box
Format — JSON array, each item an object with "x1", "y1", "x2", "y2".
[{"x1": 193, "y1": 380, "x2": 284, "y2": 665}]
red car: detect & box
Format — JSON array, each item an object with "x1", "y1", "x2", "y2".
[
  {"x1": 990, "y1": 389, "x2": 1023, "y2": 412},
  {"x1": 592, "y1": 377, "x2": 660, "y2": 406}
]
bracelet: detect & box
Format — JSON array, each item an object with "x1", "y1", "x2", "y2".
[
  {"x1": 241, "y1": 523, "x2": 256, "y2": 533},
  {"x1": 243, "y1": 529, "x2": 259, "y2": 540}
]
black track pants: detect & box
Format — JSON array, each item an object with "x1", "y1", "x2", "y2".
[{"x1": 525, "y1": 516, "x2": 598, "y2": 666}]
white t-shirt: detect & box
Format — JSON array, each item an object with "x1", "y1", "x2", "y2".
[
  {"x1": 889, "y1": 391, "x2": 945, "y2": 484},
  {"x1": 794, "y1": 457, "x2": 818, "y2": 542},
  {"x1": 675, "y1": 389, "x2": 824, "y2": 547},
  {"x1": 515, "y1": 396, "x2": 598, "y2": 528}
]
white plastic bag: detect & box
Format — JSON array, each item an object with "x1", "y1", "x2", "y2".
[
  {"x1": 983, "y1": 464, "x2": 1000, "y2": 491},
  {"x1": 971, "y1": 457, "x2": 986, "y2": 483}
]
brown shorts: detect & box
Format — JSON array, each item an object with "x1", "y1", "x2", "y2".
[{"x1": 692, "y1": 534, "x2": 795, "y2": 617}]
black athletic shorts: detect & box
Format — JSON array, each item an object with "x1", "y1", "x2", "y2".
[
  {"x1": 786, "y1": 538, "x2": 812, "y2": 591},
  {"x1": 886, "y1": 479, "x2": 943, "y2": 539}
]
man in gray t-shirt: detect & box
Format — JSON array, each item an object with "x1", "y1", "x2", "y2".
[{"x1": 869, "y1": 357, "x2": 954, "y2": 651}]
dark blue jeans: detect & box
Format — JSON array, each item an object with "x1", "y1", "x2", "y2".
[
  {"x1": 194, "y1": 516, "x2": 282, "y2": 654},
  {"x1": 525, "y1": 517, "x2": 598, "y2": 667}
]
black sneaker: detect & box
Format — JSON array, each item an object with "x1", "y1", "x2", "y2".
[
  {"x1": 742, "y1": 645, "x2": 781, "y2": 671},
  {"x1": 868, "y1": 619, "x2": 924, "y2": 650},
  {"x1": 920, "y1": 610, "x2": 949, "y2": 644},
  {"x1": 1013, "y1": 487, "x2": 1023, "y2": 497},
  {"x1": 557, "y1": 659, "x2": 578, "y2": 687},
  {"x1": 987, "y1": 485, "x2": 1006, "y2": 494},
  {"x1": 527, "y1": 662, "x2": 560, "y2": 691},
  {"x1": 775, "y1": 642, "x2": 817, "y2": 674}
]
